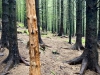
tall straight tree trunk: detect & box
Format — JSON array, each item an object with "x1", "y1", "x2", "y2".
[
  {"x1": 1, "y1": 0, "x2": 29, "y2": 74},
  {"x1": 7, "y1": 0, "x2": 20, "y2": 64},
  {"x1": 72, "y1": 0, "x2": 75, "y2": 37},
  {"x1": 41, "y1": 0, "x2": 44, "y2": 31},
  {"x1": 45, "y1": 0, "x2": 47, "y2": 32},
  {"x1": 67, "y1": 0, "x2": 100, "y2": 74},
  {"x1": 57, "y1": 0, "x2": 60, "y2": 34},
  {"x1": 52, "y1": 0, "x2": 55, "y2": 33},
  {"x1": 1, "y1": 0, "x2": 20, "y2": 74},
  {"x1": 97, "y1": 0, "x2": 100, "y2": 47},
  {"x1": 71, "y1": 0, "x2": 84, "y2": 50},
  {"x1": 1, "y1": 0, "x2": 9, "y2": 48},
  {"x1": 68, "y1": 0, "x2": 72, "y2": 44},
  {"x1": 82, "y1": 0, "x2": 86, "y2": 37},
  {"x1": 58, "y1": 0, "x2": 63, "y2": 36},
  {"x1": 41, "y1": 0, "x2": 46, "y2": 32},
  {"x1": 35, "y1": 0, "x2": 45, "y2": 49},
  {"x1": 26, "y1": 0, "x2": 41, "y2": 75}
]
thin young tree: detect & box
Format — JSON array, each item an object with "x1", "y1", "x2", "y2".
[
  {"x1": 57, "y1": 0, "x2": 60, "y2": 34},
  {"x1": 26, "y1": 0, "x2": 41, "y2": 75},
  {"x1": 67, "y1": 0, "x2": 100, "y2": 74},
  {"x1": 71, "y1": 0, "x2": 84, "y2": 50},
  {"x1": 68, "y1": 0, "x2": 72, "y2": 44}
]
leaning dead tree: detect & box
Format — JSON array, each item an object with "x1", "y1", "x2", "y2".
[{"x1": 26, "y1": 0, "x2": 41, "y2": 75}]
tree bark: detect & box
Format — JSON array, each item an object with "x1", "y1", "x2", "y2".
[
  {"x1": 68, "y1": 0, "x2": 72, "y2": 44},
  {"x1": 26, "y1": 0, "x2": 41, "y2": 75},
  {"x1": 72, "y1": 0, "x2": 84, "y2": 50},
  {"x1": 35, "y1": 0, "x2": 45, "y2": 49},
  {"x1": 1, "y1": 0, "x2": 9, "y2": 48},
  {"x1": 97, "y1": 0, "x2": 100, "y2": 48},
  {"x1": 58, "y1": 0, "x2": 63, "y2": 36}
]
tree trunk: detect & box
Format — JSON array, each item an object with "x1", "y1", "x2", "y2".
[
  {"x1": 57, "y1": 0, "x2": 60, "y2": 34},
  {"x1": 97, "y1": 0, "x2": 100, "y2": 48},
  {"x1": 1, "y1": 0, "x2": 9, "y2": 48},
  {"x1": 67, "y1": 0, "x2": 100, "y2": 74},
  {"x1": 71, "y1": 0, "x2": 84, "y2": 50},
  {"x1": 1, "y1": 0, "x2": 29, "y2": 74},
  {"x1": 68, "y1": 0, "x2": 72, "y2": 44},
  {"x1": 58, "y1": 0, "x2": 63, "y2": 36},
  {"x1": 35, "y1": 0, "x2": 45, "y2": 49},
  {"x1": 7, "y1": 0, "x2": 20, "y2": 64},
  {"x1": 85, "y1": 0, "x2": 99, "y2": 71},
  {"x1": 26, "y1": 0, "x2": 41, "y2": 75}
]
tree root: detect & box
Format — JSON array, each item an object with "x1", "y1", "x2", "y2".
[
  {"x1": 67, "y1": 55, "x2": 100, "y2": 75},
  {"x1": 0, "y1": 54, "x2": 29, "y2": 75},
  {"x1": 71, "y1": 44, "x2": 84, "y2": 50},
  {"x1": 19, "y1": 54, "x2": 30, "y2": 66},
  {"x1": 80, "y1": 58, "x2": 88, "y2": 75},
  {"x1": 40, "y1": 43, "x2": 46, "y2": 50},
  {"x1": 97, "y1": 42, "x2": 100, "y2": 48},
  {"x1": 66, "y1": 56, "x2": 83, "y2": 65},
  {"x1": 95, "y1": 64, "x2": 100, "y2": 74},
  {"x1": 1, "y1": 59, "x2": 13, "y2": 75}
]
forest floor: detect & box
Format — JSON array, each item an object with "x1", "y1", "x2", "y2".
[{"x1": 0, "y1": 28, "x2": 100, "y2": 75}]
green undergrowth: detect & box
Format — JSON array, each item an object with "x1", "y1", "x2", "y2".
[{"x1": 17, "y1": 22, "x2": 24, "y2": 28}]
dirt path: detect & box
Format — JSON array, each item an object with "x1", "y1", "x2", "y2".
[{"x1": 0, "y1": 33, "x2": 100, "y2": 75}]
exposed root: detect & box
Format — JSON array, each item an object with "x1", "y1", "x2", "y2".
[
  {"x1": 1, "y1": 59, "x2": 13, "y2": 75},
  {"x1": 95, "y1": 64, "x2": 100, "y2": 74},
  {"x1": 80, "y1": 58, "x2": 88, "y2": 75},
  {"x1": 0, "y1": 54, "x2": 29, "y2": 75},
  {"x1": 97, "y1": 42, "x2": 100, "y2": 48},
  {"x1": 67, "y1": 55, "x2": 100, "y2": 75},
  {"x1": 71, "y1": 44, "x2": 84, "y2": 50},
  {"x1": 20, "y1": 54, "x2": 30, "y2": 66},
  {"x1": 66, "y1": 56, "x2": 83, "y2": 65},
  {"x1": 40, "y1": 43, "x2": 46, "y2": 50}
]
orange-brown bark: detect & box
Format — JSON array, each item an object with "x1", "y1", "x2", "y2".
[{"x1": 26, "y1": 0, "x2": 41, "y2": 75}]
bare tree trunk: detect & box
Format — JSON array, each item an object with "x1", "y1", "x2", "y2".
[
  {"x1": 58, "y1": 0, "x2": 63, "y2": 36},
  {"x1": 71, "y1": 0, "x2": 84, "y2": 50},
  {"x1": 26, "y1": 0, "x2": 41, "y2": 75},
  {"x1": 35, "y1": 0, "x2": 45, "y2": 49},
  {"x1": 67, "y1": 0, "x2": 100, "y2": 75},
  {"x1": 1, "y1": 0, "x2": 9, "y2": 48}
]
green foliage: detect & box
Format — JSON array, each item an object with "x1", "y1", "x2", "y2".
[
  {"x1": 17, "y1": 22, "x2": 24, "y2": 27},
  {"x1": 16, "y1": 0, "x2": 26, "y2": 24}
]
